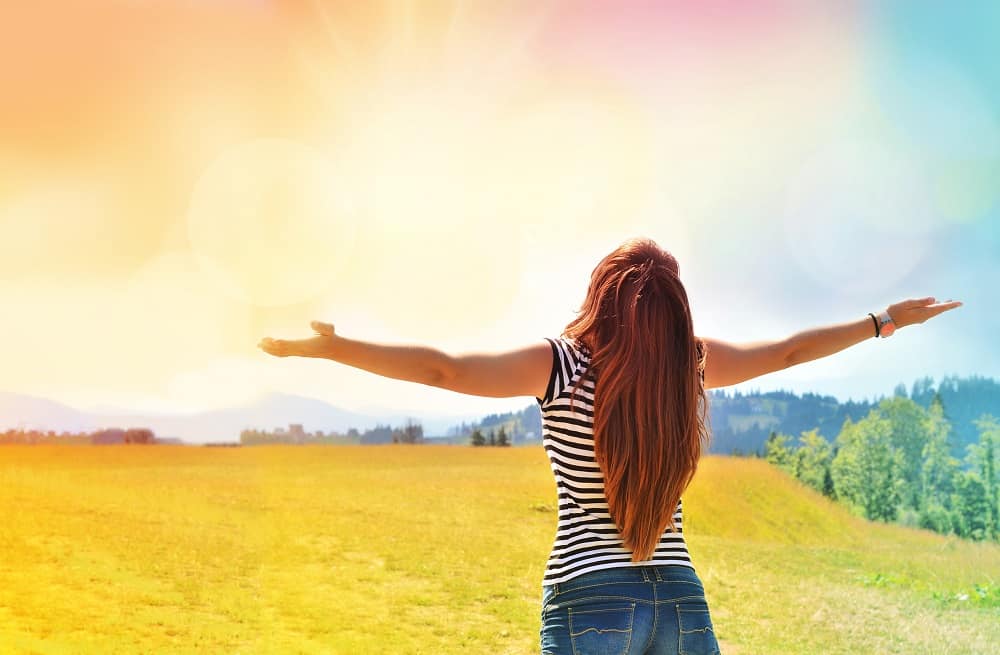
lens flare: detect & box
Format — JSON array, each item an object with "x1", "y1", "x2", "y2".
[
  {"x1": 186, "y1": 138, "x2": 360, "y2": 307},
  {"x1": 782, "y1": 140, "x2": 936, "y2": 297}
]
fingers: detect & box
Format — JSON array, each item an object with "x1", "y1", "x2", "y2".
[
  {"x1": 257, "y1": 337, "x2": 289, "y2": 357},
  {"x1": 903, "y1": 299, "x2": 963, "y2": 324},
  {"x1": 889, "y1": 297, "x2": 962, "y2": 328},
  {"x1": 311, "y1": 320, "x2": 335, "y2": 336},
  {"x1": 928, "y1": 300, "x2": 963, "y2": 316},
  {"x1": 899, "y1": 297, "x2": 962, "y2": 311}
]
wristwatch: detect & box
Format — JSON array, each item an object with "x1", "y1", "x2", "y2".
[{"x1": 876, "y1": 309, "x2": 896, "y2": 338}]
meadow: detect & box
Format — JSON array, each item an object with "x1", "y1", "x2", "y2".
[{"x1": 0, "y1": 445, "x2": 998, "y2": 654}]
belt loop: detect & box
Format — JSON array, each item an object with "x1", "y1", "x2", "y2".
[
  {"x1": 653, "y1": 566, "x2": 663, "y2": 582},
  {"x1": 553, "y1": 582, "x2": 560, "y2": 596},
  {"x1": 641, "y1": 567, "x2": 649, "y2": 582}
]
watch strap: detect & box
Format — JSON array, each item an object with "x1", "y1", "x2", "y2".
[{"x1": 876, "y1": 309, "x2": 896, "y2": 337}]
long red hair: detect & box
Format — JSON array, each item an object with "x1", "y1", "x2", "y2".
[{"x1": 562, "y1": 237, "x2": 711, "y2": 562}]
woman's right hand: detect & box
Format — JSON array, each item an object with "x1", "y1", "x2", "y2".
[{"x1": 887, "y1": 297, "x2": 963, "y2": 329}]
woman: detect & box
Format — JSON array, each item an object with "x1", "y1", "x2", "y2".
[{"x1": 258, "y1": 236, "x2": 962, "y2": 655}]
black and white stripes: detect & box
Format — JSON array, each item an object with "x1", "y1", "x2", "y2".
[{"x1": 535, "y1": 336, "x2": 694, "y2": 585}]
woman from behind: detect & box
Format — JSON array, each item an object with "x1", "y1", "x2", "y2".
[
  {"x1": 534, "y1": 237, "x2": 715, "y2": 654},
  {"x1": 258, "y1": 236, "x2": 962, "y2": 655}
]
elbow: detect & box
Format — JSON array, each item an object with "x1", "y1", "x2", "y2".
[
  {"x1": 782, "y1": 345, "x2": 799, "y2": 369},
  {"x1": 428, "y1": 354, "x2": 455, "y2": 389},
  {"x1": 428, "y1": 367, "x2": 451, "y2": 389}
]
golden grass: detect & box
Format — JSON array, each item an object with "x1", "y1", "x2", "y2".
[{"x1": 0, "y1": 446, "x2": 997, "y2": 654}]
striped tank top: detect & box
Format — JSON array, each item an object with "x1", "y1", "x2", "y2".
[{"x1": 535, "y1": 336, "x2": 695, "y2": 585}]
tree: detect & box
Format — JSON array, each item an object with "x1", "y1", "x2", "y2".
[
  {"x1": 497, "y1": 425, "x2": 510, "y2": 447},
  {"x1": 822, "y1": 465, "x2": 836, "y2": 500},
  {"x1": 831, "y1": 412, "x2": 902, "y2": 522},
  {"x1": 764, "y1": 430, "x2": 795, "y2": 474},
  {"x1": 124, "y1": 428, "x2": 155, "y2": 444},
  {"x1": 952, "y1": 472, "x2": 990, "y2": 540},
  {"x1": 793, "y1": 429, "x2": 834, "y2": 497},
  {"x1": 360, "y1": 424, "x2": 394, "y2": 444},
  {"x1": 910, "y1": 376, "x2": 936, "y2": 407},
  {"x1": 875, "y1": 397, "x2": 930, "y2": 511},
  {"x1": 398, "y1": 418, "x2": 424, "y2": 444},
  {"x1": 488, "y1": 429, "x2": 496, "y2": 446},
  {"x1": 965, "y1": 414, "x2": 999, "y2": 540},
  {"x1": 919, "y1": 395, "x2": 960, "y2": 534},
  {"x1": 470, "y1": 429, "x2": 486, "y2": 447}
]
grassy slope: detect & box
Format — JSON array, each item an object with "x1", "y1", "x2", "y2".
[
  {"x1": 0, "y1": 446, "x2": 996, "y2": 655},
  {"x1": 685, "y1": 457, "x2": 1000, "y2": 654}
]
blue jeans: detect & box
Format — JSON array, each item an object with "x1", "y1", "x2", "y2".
[{"x1": 539, "y1": 565, "x2": 721, "y2": 655}]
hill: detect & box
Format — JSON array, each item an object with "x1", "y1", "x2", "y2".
[
  {"x1": 685, "y1": 456, "x2": 1000, "y2": 653},
  {"x1": 0, "y1": 446, "x2": 996, "y2": 654}
]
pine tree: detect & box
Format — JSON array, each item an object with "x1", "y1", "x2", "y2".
[
  {"x1": 470, "y1": 429, "x2": 486, "y2": 447},
  {"x1": 968, "y1": 415, "x2": 999, "y2": 540},
  {"x1": 919, "y1": 394, "x2": 959, "y2": 534},
  {"x1": 822, "y1": 466, "x2": 836, "y2": 499},
  {"x1": 497, "y1": 425, "x2": 510, "y2": 447},
  {"x1": 488, "y1": 429, "x2": 496, "y2": 446},
  {"x1": 952, "y1": 472, "x2": 990, "y2": 539}
]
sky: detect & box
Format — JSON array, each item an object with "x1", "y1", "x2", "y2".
[{"x1": 1, "y1": 0, "x2": 998, "y2": 424}]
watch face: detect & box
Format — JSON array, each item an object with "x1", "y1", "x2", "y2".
[{"x1": 880, "y1": 321, "x2": 896, "y2": 337}]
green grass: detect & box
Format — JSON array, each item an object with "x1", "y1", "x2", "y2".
[{"x1": 0, "y1": 446, "x2": 997, "y2": 654}]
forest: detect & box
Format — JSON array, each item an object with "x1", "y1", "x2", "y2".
[{"x1": 763, "y1": 393, "x2": 998, "y2": 542}]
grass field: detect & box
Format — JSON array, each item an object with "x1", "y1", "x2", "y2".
[{"x1": 1, "y1": 445, "x2": 998, "y2": 654}]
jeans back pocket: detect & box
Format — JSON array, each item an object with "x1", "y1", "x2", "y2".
[
  {"x1": 569, "y1": 604, "x2": 635, "y2": 655},
  {"x1": 677, "y1": 601, "x2": 721, "y2": 655}
]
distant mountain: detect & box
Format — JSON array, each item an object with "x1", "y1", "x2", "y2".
[
  {"x1": 0, "y1": 391, "x2": 96, "y2": 434},
  {"x1": 705, "y1": 374, "x2": 1000, "y2": 457},
  {"x1": 5, "y1": 373, "x2": 997, "y2": 451},
  {"x1": 0, "y1": 391, "x2": 485, "y2": 444},
  {"x1": 456, "y1": 374, "x2": 1000, "y2": 457},
  {"x1": 447, "y1": 390, "x2": 875, "y2": 453},
  {"x1": 704, "y1": 389, "x2": 875, "y2": 455}
]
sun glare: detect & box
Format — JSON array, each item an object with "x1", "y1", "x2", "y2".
[{"x1": 186, "y1": 138, "x2": 360, "y2": 307}]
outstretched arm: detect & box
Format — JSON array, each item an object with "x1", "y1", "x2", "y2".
[
  {"x1": 700, "y1": 297, "x2": 963, "y2": 389},
  {"x1": 259, "y1": 320, "x2": 451, "y2": 387},
  {"x1": 258, "y1": 321, "x2": 551, "y2": 399}
]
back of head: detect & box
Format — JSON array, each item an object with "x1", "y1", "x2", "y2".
[{"x1": 563, "y1": 236, "x2": 710, "y2": 561}]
